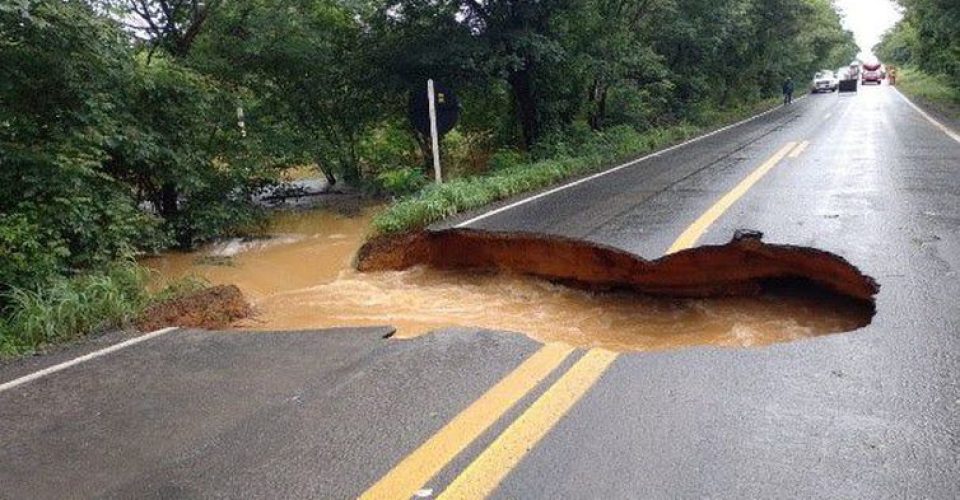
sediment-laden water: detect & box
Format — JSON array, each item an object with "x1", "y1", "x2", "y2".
[{"x1": 144, "y1": 208, "x2": 872, "y2": 351}]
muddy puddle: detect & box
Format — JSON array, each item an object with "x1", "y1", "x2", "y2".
[{"x1": 144, "y1": 208, "x2": 873, "y2": 352}]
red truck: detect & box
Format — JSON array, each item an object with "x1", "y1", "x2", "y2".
[{"x1": 862, "y1": 62, "x2": 882, "y2": 85}]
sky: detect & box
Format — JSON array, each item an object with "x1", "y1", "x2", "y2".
[{"x1": 833, "y1": 0, "x2": 903, "y2": 61}]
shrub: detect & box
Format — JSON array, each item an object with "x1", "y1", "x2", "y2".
[
  {"x1": 442, "y1": 129, "x2": 495, "y2": 177},
  {"x1": 371, "y1": 100, "x2": 784, "y2": 236},
  {"x1": 376, "y1": 168, "x2": 428, "y2": 196},
  {"x1": 0, "y1": 262, "x2": 150, "y2": 355},
  {"x1": 0, "y1": 213, "x2": 67, "y2": 296},
  {"x1": 487, "y1": 149, "x2": 527, "y2": 171},
  {"x1": 602, "y1": 125, "x2": 646, "y2": 159},
  {"x1": 359, "y1": 123, "x2": 422, "y2": 175}
]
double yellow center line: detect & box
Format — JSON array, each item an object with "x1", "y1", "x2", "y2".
[
  {"x1": 362, "y1": 139, "x2": 808, "y2": 500},
  {"x1": 437, "y1": 349, "x2": 618, "y2": 499},
  {"x1": 360, "y1": 343, "x2": 574, "y2": 498}
]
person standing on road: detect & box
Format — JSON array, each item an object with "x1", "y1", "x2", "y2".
[{"x1": 782, "y1": 77, "x2": 794, "y2": 105}]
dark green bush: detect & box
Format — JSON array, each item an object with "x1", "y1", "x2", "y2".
[
  {"x1": 376, "y1": 168, "x2": 428, "y2": 196},
  {"x1": 0, "y1": 213, "x2": 66, "y2": 295},
  {"x1": 488, "y1": 150, "x2": 528, "y2": 171}
]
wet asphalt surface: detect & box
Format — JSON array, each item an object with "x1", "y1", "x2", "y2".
[{"x1": 2, "y1": 85, "x2": 959, "y2": 498}]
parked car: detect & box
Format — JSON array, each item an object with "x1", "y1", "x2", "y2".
[{"x1": 811, "y1": 70, "x2": 838, "y2": 93}]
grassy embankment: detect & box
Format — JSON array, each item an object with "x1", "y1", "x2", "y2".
[
  {"x1": 895, "y1": 67, "x2": 960, "y2": 119},
  {"x1": 0, "y1": 264, "x2": 204, "y2": 357},
  {"x1": 372, "y1": 98, "x2": 782, "y2": 235}
]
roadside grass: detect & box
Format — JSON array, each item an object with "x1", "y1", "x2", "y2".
[
  {"x1": 0, "y1": 263, "x2": 206, "y2": 357},
  {"x1": 896, "y1": 67, "x2": 960, "y2": 119},
  {"x1": 372, "y1": 98, "x2": 781, "y2": 235}
]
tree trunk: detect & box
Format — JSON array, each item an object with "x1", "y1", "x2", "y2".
[
  {"x1": 588, "y1": 79, "x2": 608, "y2": 131},
  {"x1": 171, "y1": 6, "x2": 210, "y2": 58},
  {"x1": 314, "y1": 158, "x2": 337, "y2": 188},
  {"x1": 508, "y1": 67, "x2": 540, "y2": 149},
  {"x1": 159, "y1": 182, "x2": 179, "y2": 219},
  {"x1": 158, "y1": 182, "x2": 193, "y2": 249},
  {"x1": 342, "y1": 138, "x2": 361, "y2": 183}
]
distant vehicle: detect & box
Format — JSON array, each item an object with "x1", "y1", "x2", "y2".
[
  {"x1": 862, "y1": 62, "x2": 882, "y2": 85},
  {"x1": 847, "y1": 62, "x2": 861, "y2": 79},
  {"x1": 811, "y1": 70, "x2": 838, "y2": 93},
  {"x1": 838, "y1": 64, "x2": 859, "y2": 93}
]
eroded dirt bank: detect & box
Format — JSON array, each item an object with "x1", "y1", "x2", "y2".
[
  {"x1": 358, "y1": 229, "x2": 879, "y2": 302},
  {"x1": 137, "y1": 285, "x2": 252, "y2": 331},
  {"x1": 145, "y1": 209, "x2": 878, "y2": 352}
]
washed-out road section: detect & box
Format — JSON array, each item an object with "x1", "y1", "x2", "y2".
[{"x1": 2, "y1": 84, "x2": 959, "y2": 498}]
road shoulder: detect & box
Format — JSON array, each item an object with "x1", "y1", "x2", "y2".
[
  {"x1": 0, "y1": 327, "x2": 165, "y2": 385},
  {"x1": 894, "y1": 85, "x2": 960, "y2": 134}
]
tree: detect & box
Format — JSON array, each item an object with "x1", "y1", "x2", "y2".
[
  {"x1": 109, "y1": 0, "x2": 223, "y2": 58},
  {"x1": 192, "y1": 0, "x2": 386, "y2": 185},
  {"x1": 104, "y1": 56, "x2": 268, "y2": 248},
  {"x1": 0, "y1": 0, "x2": 156, "y2": 290},
  {"x1": 875, "y1": 19, "x2": 918, "y2": 67},
  {"x1": 457, "y1": 0, "x2": 572, "y2": 147},
  {"x1": 876, "y1": 0, "x2": 960, "y2": 84},
  {"x1": 552, "y1": 0, "x2": 669, "y2": 130}
]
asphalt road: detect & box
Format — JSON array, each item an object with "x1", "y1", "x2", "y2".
[{"x1": 3, "y1": 84, "x2": 959, "y2": 498}]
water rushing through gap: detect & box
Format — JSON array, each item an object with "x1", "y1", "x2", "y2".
[{"x1": 143, "y1": 208, "x2": 871, "y2": 352}]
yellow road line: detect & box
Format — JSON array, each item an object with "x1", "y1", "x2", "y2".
[
  {"x1": 360, "y1": 343, "x2": 574, "y2": 500},
  {"x1": 665, "y1": 141, "x2": 797, "y2": 254},
  {"x1": 431, "y1": 140, "x2": 803, "y2": 497},
  {"x1": 788, "y1": 140, "x2": 810, "y2": 158},
  {"x1": 372, "y1": 138, "x2": 805, "y2": 500},
  {"x1": 436, "y1": 349, "x2": 619, "y2": 500}
]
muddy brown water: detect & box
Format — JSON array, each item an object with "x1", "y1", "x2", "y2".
[{"x1": 143, "y1": 208, "x2": 872, "y2": 352}]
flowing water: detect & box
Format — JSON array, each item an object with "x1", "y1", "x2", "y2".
[{"x1": 143, "y1": 208, "x2": 872, "y2": 352}]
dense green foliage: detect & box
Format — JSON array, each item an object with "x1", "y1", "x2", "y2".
[
  {"x1": 1, "y1": 0, "x2": 856, "y2": 352},
  {"x1": 1, "y1": 2, "x2": 270, "y2": 284},
  {"x1": 875, "y1": 0, "x2": 960, "y2": 85},
  {"x1": 875, "y1": 1, "x2": 960, "y2": 114}
]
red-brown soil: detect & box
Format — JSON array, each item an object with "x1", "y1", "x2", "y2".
[
  {"x1": 357, "y1": 229, "x2": 879, "y2": 302},
  {"x1": 137, "y1": 285, "x2": 252, "y2": 331}
]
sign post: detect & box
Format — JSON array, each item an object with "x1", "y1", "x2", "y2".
[
  {"x1": 427, "y1": 79, "x2": 442, "y2": 183},
  {"x1": 409, "y1": 80, "x2": 459, "y2": 183}
]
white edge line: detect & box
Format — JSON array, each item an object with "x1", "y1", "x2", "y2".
[
  {"x1": 456, "y1": 96, "x2": 806, "y2": 228},
  {"x1": 893, "y1": 87, "x2": 960, "y2": 144},
  {"x1": 0, "y1": 327, "x2": 179, "y2": 394}
]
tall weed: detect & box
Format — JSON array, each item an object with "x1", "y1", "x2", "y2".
[
  {"x1": 0, "y1": 263, "x2": 202, "y2": 356},
  {"x1": 897, "y1": 67, "x2": 960, "y2": 118}
]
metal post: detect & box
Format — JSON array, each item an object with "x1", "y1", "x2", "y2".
[
  {"x1": 236, "y1": 105, "x2": 246, "y2": 138},
  {"x1": 427, "y1": 79, "x2": 442, "y2": 184}
]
